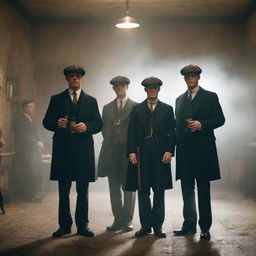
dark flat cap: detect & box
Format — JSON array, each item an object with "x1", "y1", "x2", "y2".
[
  {"x1": 141, "y1": 76, "x2": 163, "y2": 87},
  {"x1": 180, "y1": 65, "x2": 202, "y2": 76},
  {"x1": 110, "y1": 76, "x2": 130, "y2": 86},
  {"x1": 63, "y1": 64, "x2": 86, "y2": 76}
]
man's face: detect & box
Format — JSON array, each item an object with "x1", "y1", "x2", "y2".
[
  {"x1": 184, "y1": 74, "x2": 200, "y2": 90},
  {"x1": 66, "y1": 73, "x2": 83, "y2": 91},
  {"x1": 145, "y1": 86, "x2": 160, "y2": 100},
  {"x1": 113, "y1": 84, "x2": 128, "y2": 98},
  {"x1": 23, "y1": 102, "x2": 35, "y2": 116}
]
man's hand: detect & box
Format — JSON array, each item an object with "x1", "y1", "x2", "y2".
[
  {"x1": 187, "y1": 120, "x2": 202, "y2": 132},
  {"x1": 129, "y1": 153, "x2": 138, "y2": 164},
  {"x1": 162, "y1": 152, "x2": 172, "y2": 164},
  {"x1": 57, "y1": 115, "x2": 68, "y2": 128},
  {"x1": 72, "y1": 122, "x2": 87, "y2": 133}
]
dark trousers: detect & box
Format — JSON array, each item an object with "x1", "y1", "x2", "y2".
[
  {"x1": 108, "y1": 177, "x2": 135, "y2": 224},
  {"x1": 58, "y1": 180, "x2": 89, "y2": 230},
  {"x1": 137, "y1": 138, "x2": 166, "y2": 229},
  {"x1": 138, "y1": 188, "x2": 165, "y2": 229},
  {"x1": 181, "y1": 177, "x2": 212, "y2": 232}
]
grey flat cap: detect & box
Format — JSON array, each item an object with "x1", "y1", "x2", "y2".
[
  {"x1": 180, "y1": 65, "x2": 202, "y2": 76},
  {"x1": 63, "y1": 64, "x2": 86, "y2": 76},
  {"x1": 141, "y1": 76, "x2": 163, "y2": 87},
  {"x1": 110, "y1": 76, "x2": 130, "y2": 86}
]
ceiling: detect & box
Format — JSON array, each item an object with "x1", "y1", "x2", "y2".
[{"x1": 8, "y1": 0, "x2": 255, "y2": 21}]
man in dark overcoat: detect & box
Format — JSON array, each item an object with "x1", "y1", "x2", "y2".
[
  {"x1": 126, "y1": 77, "x2": 175, "y2": 238},
  {"x1": 173, "y1": 64, "x2": 225, "y2": 240},
  {"x1": 13, "y1": 100, "x2": 44, "y2": 202},
  {"x1": 43, "y1": 64, "x2": 102, "y2": 238},
  {"x1": 98, "y1": 76, "x2": 136, "y2": 232}
]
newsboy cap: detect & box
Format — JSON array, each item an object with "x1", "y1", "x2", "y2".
[
  {"x1": 110, "y1": 76, "x2": 130, "y2": 86},
  {"x1": 63, "y1": 64, "x2": 86, "y2": 76},
  {"x1": 141, "y1": 76, "x2": 163, "y2": 87},
  {"x1": 180, "y1": 65, "x2": 202, "y2": 76}
]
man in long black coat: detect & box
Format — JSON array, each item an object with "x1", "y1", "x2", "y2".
[
  {"x1": 126, "y1": 77, "x2": 175, "y2": 238},
  {"x1": 43, "y1": 65, "x2": 102, "y2": 238},
  {"x1": 173, "y1": 65, "x2": 225, "y2": 240}
]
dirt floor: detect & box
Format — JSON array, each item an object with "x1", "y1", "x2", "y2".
[{"x1": 0, "y1": 179, "x2": 255, "y2": 256}]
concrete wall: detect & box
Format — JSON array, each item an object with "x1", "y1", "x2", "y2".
[{"x1": 0, "y1": 1, "x2": 34, "y2": 151}]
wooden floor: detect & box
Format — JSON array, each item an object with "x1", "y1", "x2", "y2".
[{"x1": 0, "y1": 179, "x2": 255, "y2": 256}]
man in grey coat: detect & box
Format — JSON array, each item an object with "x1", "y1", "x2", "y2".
[{"x1": 98, "y1": 76, "x2": 136, "y2": 232}]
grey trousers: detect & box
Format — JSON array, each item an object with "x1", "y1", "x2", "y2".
[{"x1": 108, "y1": 176, "x2": 136, "y2": 224}]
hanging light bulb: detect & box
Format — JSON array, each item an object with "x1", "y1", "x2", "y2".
[{"x1": 115, "y1": 0, "x2": 140, "y2": 29}]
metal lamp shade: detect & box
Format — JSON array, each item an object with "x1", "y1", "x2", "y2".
[{"x1": 115, "y1": 15, "x2": 140, "y2": 29}]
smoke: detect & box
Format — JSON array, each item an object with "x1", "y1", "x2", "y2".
[
  {"x1": 80, "y1": 43, "x2": 256, "y2": 190},
  {"x1": 34, "y1": 24, "x2": 256, "y2": 194}
]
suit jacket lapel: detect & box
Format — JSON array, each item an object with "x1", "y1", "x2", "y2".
[
  {"x1": 121, "y1": 98, "x2": 134, "y2": 120},
  {"x1": 61, "y1": 89, "x2": 73, "y2": 118},
  {"x1": 152, "y1": 101, "x2": 166, "y2": 129},
  {"x1": 190, "y1": 87, "x2": 205, "y2": 117},
  {"x1": 107, "y1": 100, "x2": 116, "y2": 123},
  {"x1": 176, "y1": 93, "x2": 187, "y2": 118},
  {"x1": 78, "y1": 90, "x2": 88, "y2": 119},
  {"x1": 136, "y1": 100, "x2": 150, "y2": 130},
  {"x1": 106, "y1": 98, "x2": 135, "y2": 125}
]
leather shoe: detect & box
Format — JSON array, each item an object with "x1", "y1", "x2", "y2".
[
  {"x1": 200, "y1": 231, "x2": 211, "y2": 240},
  {"x1": 106, "y1": 222, "x2": 123, "y2": 231},
  {"x1": 173, "y1": 229, "x2": 196, "y2": 236},
  {"x1": 52, "y1": 227, "x2": 71, "y2": 238},
  {"x1": 154, "y1": 228, "x2": 166, "y2": 238},
  {"x1": 122, "y1": 223, "x2": 133, "y2": 232},
  {"x1": 77, "y1": 228, "x2": 94, "y2": 237},
  {"x1": 135, "y1": 227, "x2": 151, "y2": 237}
]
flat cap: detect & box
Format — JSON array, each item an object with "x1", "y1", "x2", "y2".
[
  {"x1": 110, "y1": 76, "x2": 130, "y2": 86},
  {"x1": 141, "y1": 76, "x2": 163, "y2": 87},
  {"x1": 180, "y1": 65, "x2": 202, "y2": 76},
  {"x1": 63, "y1": 64, "x2": 86, "y2": 76}
]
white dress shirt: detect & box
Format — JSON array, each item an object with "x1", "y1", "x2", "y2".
[
  {"x1": 117, "y1": 96, "x2": 128, "y2": 109},
  {"x1": 187, "y1": 85, "x2": 199, "y2": 101}
]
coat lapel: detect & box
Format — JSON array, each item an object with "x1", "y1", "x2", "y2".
[
  {"x1": 189, "y1": 87, "x2": 206, "y2": 117},
  {"x1": 107, "y1": 100, "x2": 116, "y2": 122},
  {"x1": 77, "y1": 90, "x2": 89, "y2": 119},
  {"x1": 176, "y1": 93, "x2": 187, "y2": 118},
  {"x1": 136, "y1": 100, "x2": 150, "y2": 130},
  {"x1": 152, "y1": 101, "x2": 166, "y2": 129},
  {"x1": 121, "y1": 98, "x2": 134, "y2": 120},
  {"x1": 60, "y1": 89, "x2": 73, "y2": 118}
]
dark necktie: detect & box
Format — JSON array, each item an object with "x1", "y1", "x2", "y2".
[{"x1": 73, "y1": 91, "x2": 77, "y2": 104}]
